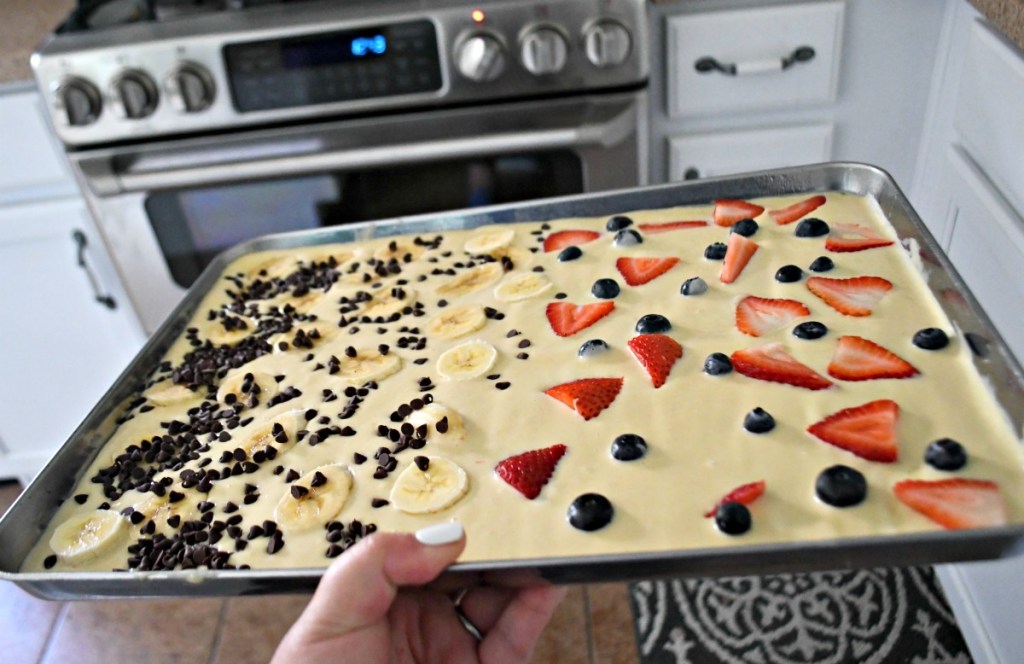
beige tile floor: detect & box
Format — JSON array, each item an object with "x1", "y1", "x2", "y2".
[{"x1": 0, "y1": 482, "x2": 639, "y2": 664}]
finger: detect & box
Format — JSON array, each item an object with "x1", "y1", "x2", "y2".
[
  {"x1": 456, "y1": 586, "x2": 519, "y2": 633},
  {"x1": 297, "y1": 521, "x2": 466, "y2": 640},
  {"x1": 478, "y1": 585, "x2": 568, "y2": 664}
]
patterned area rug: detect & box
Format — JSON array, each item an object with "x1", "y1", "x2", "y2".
[{"x1": 630, "y1": 567, "x2": 973, "y2": 663}]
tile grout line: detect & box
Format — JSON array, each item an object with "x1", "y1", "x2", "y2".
[
  {"x1": 205, "y1": 599, "x2": 231, "y2": 664},
  {"x1": 34, "y1": 601, "x2": 69, "y2": 664},
  {"x1": 582, "y1": 585, "x2": 596, "y2": 664}
]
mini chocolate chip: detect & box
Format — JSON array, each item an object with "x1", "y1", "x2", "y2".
[
  {"x1": 371, "y1": 498, "x2": 390, "y2": 508},
  {"x1": 414, "y1": 456, "x2": 430, "y2": 471},
  {"x1": 290, "y1": 485, "x2": 309, "y2": 499},
  {"x1": 44, "y1": 554, "x2": 58, "y2": 569}
]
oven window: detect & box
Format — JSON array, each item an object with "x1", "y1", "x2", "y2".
[{"x1": 145, "y1": 151, "x2": 583, "y2": 288}]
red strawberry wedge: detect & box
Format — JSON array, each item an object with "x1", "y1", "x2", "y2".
[
  {"x1": 546, "y1": 301, "x2": 614, "y2": 337},
  {"x1": 494, "y1": 444, "x2": 568, "y2": 499},
  {"x1": 714, "y1": 199, "x2": 766, "y2": 227},
  {"x1": 627, "y1": 334, "x2": 683, "y2": 388},
  {"x1": 637, "y1": 220, "x2": 708, "y2": 234},
  {"x1": 893, "y1": 479, "x2": 1008, "y2": 530},
  {"x1": 806, "y1": 276, "x2": 893, "y2": 316},
  {"x1": 543, "y1": 229, "x2": 600, "y2": 253},
  {"x1": 720, "y1": 233, "x2": 759, "y2": 284},
  {"x1": 731, "y1": 343, "x2": 833, "y2": 390},
  {"x1": 828, "y1": 335, "x2": 919, "y2": 381},
  {"x1": 704, "y1": 480, "x2": 767, "y2": 518},
  {"x1": 769, "y1": 195, "x2": 827, "y2": 225},
  {"x1": 807, "y1": 399, "x2": 899, "y2": 462},
  {"x1": 736, "y1": 296, "x2": 810, "y2": 337},
  {"x1": 544, "y1": 378, "x2": 623, "y2": 420},
  {"x1": 825, "y1": 223, "x2": 895, "y2": 253},
  {"x1": 616, "y1": 257, "x2": 681, "y2": 287}
]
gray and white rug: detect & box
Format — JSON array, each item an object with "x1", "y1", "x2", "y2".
[{"x1": 630, "y1": 567, "x2": 972, "y2": 663}]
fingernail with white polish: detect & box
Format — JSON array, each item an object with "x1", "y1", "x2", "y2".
[{"x1": 415, "y1": 521, "x2": 464, "y2": 546}]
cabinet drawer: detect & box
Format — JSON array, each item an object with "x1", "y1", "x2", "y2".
[
  {"x1": 954, "y1": 19, "x2": 1024, "y2": 215},
  {"x1": 668, "y1": 123, "x2": 833, "y2": 181},
  {"x1": 666, "y1": 1, "x2": 844, "y2": 118},
  {"x1": 0, "y1": 89, "x2": 76, "y2": 205}
]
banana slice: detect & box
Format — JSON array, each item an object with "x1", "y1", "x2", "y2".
[
  {"x1": 206, "y1": 316, "x2": 255, "y2": 346},
  {"x1": 425, "y1": 304, "x2": 487, "y2": 340},
  {"x1": 336, "y1": 348, "x2": 403, "y2": 383},
  {"x1": 374, "y1": 239, "x2": 425, "y2": 263},
  {"x1": 217, "y1": 369, "x2": 280, "y2": 405},
  {"x1": 407, "y1": 403, "x2": 467, "y2": 443},
  {"x1": 239, "y1": 410, "x2": 304, "y2": 459},
  {"x1": 362, "y1": 287, "x2": 418, "y2": 319},
  {"x1": 145, "y1": 381, "x2": 199, "y2": 407},
  {"x1": 48, "y1": 510, "x2": 128, "y2": 565},
  {"x1": 390, "y1": 456, "x2": 470, "y2": 514},
  {"x1": 436, "y1": 339, "x2": 497, "y2": 380},
  {"x1": 436, "y1": 263, "x2": 504, "y2": 298},
  {"x1": 268, "y1": 324, "x2": 337, "y2": 354},
  {"x1": 120, "y1": 490, "x2": 198, "y2": 533},
  {"x1": 464, "y1": 228, "x2": 515, "y2": 256},
  {"x1": 274, "y1": 464, "x2": 353, "y2": 531},
  {"x1": 494, "y1": 272, "x2": 553, "y2": 302}
]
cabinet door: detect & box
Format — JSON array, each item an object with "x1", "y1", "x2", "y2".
[
  {"x1": 0, "y1": 199, "x2": 144, "y2": 484},
  {"x1": 668, "y1": 123, "x2": 833, "y2": 181},
  {"x1": 0, "y1": 89, "x2": 77, "y2": 206}
]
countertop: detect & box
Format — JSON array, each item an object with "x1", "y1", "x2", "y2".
[{"x1": 2, "y1": 0, "x2": 1024, "y2": 86}]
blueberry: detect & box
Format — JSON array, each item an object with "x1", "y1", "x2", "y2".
[
  {"x1": 775, "y1": 265, "x2": 804, "y2": 283},
  {"x1": 715, "y1": 502, "x2": 752, "y2": 535},
  {"x1": 578, "y1": 339, "x2": 610, "y2": 359},
  {"x1": 743, "y1": 407, "x2": 775, "y2": 433},
  {"x1": 925, "y1": 438, "x2": 968, "y2": 471},
  {"x1": 611, "y1": 434, "x2": 648, "y2": 461},
  {"x1": 793, "y1": 321, "x2": 828, "y2": 340},
  {"x1": 795, "y1": 218, "x2": 830, "y2": 237},
  {"x1": 913, "y1": 327, "x2": 950, "y2": 350},
  {"x1": 809, "y1": 256, "x2": 834, "y2": 272},
  {"x1": 591, "y1": 278, "x2": 620, "y2": 299},
  {"x1": 680, "y1": 276, "x2": 708, "y2": 296},
  {"x1": 606, "y1": 215, "x2": 633, "y2": 232},
  {"x1": 704, "y1": 352, "x2": 733, "y2": 375},
  {"x1": 557, "y1": 246, "x2": 583, "y2": 262},
  {"x1": 567, "y1": 493, "x2": 614, "y2": 531},
  {"x1": 731, "y1": 218, "x2": 759, "y2": 237},
  {"x1": 636, "y1": 314, "x2": 671, "y2": 334},
  {"x1": 613, "y1": 229, "x2": 643, "y2": 247},
  {"x1": 704, "y1": 242, "x2": 727, "y2": 260},
  {"x1": 815, "y1": 465, "x2": 867, "y2": 507}
]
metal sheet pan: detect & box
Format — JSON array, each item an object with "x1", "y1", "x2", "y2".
[{"x1": 3, "y1": 162, "x2": 1023, "y2": 599}]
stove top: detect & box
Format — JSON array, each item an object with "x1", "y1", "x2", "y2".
[{"x1": 61, "y1": 0, "x2": 338, "y2": 33}]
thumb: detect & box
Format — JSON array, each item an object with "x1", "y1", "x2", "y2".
[{"x1": 298, "y1": 521, "x2": 466, "y2": 639}]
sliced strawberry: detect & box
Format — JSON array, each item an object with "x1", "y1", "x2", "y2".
[
  {"x1": 768, "y1": 195, "x2": 827, "y2": 225},
  {"x1": 828, "y1": 335, "x2": 919, "y2": 381},
  {"x1": 544, "y1": 377, "x2": 623, "y2": 420},
  {"x1": 627, "y1": 334, "x2": 683, "y2": 388},
  {"x1": 731, "y1": 343, "x2": 833, "y2": 390},
  {"x1": 494, "y1": 444, "x2": 568, "y2": 500},
  {"x1": 807, "y1": 399, "x2": 899, "y2": 462},
  {"x1": 704, "y1": 480, "x2": 767, "y2": 518},
  {"x1": 806, "y1": 276, "x2": 893, "y2": 316},
  {"x1": 545, "y1": 301, "x2": 614, "y2": 337},
  {"x1": 543, "y1": 229, "x2": 600, "y2": 253},
  {"x1": 720, "y1": 233, "x2": 759, "y2": 284},
  {"x1": 616, "y1": 257, "x2": 680, "y2": 287},
  {"x1": 637, "y1": 220, "x2": 708, "y2": 234},
  {"x1": 825, "y1": 223, "x2": 895, "y2": 253},
  {"x1": 713, "y1": 199, "x2": 766, "y2": 227},
  {"x1": 893, "y1": 479, "x2": 1008, "y2": 530},
  {"x1": 736, "y1": 296, "x2": 810, "y2": 337}
]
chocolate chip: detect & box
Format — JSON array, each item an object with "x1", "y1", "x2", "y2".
[
  {"x1": 518, "y1": 339, "x2": 531, "y2": 348},
  {"x1": 371, "y1": 498, "x2": 389, "y2": 508},
  {"x1": 267, "y1": 532, "x2": 285, "y2": 555},
  {"x1": 436, "y1": 417, "x2": 449, "y2": 434},
  {"x1": 310, "y1": 471, "x2": 328, "y2": 488},
  {"x1": 517, "y1": 352, "x2": 529, "y2": 360},
  {"x1": 44, "y1": 554, "x2": 58, "y2": 569},
  {"x1": 354, "y1": 453, "x2": 367, "y2": 464},
  {"x1": 495, "y1": 382, "x2": 511, "y2": 390},
  {"x1": 291, "y1": 485, "x2": 309, "y2": 499},
  {"x1": 73, "y1": 494, "x2": 88, "y2": 505},
  {"x1": 414, "y1": 456, "x2": 430, "y2": 471}
]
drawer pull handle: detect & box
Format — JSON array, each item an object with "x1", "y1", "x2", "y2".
[
  {"x1": 73, "y1": 230, "x2": 117, "y2": 310},
  {"x1": 695, "y1": 45, "x2": 815, "y2": 76}
]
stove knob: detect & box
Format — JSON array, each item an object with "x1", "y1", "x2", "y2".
[
  {"x1": 583, "y1": 20, "x2": 632, "y2": 68},
  {"x1": 455, "y1": 33, "x2": 506, "y2": 82},
  {"x1": 108, "y1": 70, "x2": 158, "y2": 119},
  {"x1": 520, "y1": 27, "x2": 568, "y2": 76},
  {"x1": 54, "y1": 78, "x2": 102, "y2": 127},
  {"x1": 165, "y1": 63, "x2": 216, "y2": 113}
]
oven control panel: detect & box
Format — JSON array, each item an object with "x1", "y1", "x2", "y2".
[{"x1": 32, "y1": 0, "x2": 648, "y2": 147}]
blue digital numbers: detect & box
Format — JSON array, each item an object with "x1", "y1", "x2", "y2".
[{"x1": 351, "y1": 35, "x2": 387, "y2": 57}]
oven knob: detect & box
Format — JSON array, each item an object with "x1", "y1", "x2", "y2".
[
  {"x1": 165, "y1": 63, "x2": 216, "y2": 113},
  {"x1": 54, "y1": 78, "x2": 102, "y2": 127},
  {"x1": 108, "y1": 70, "x2": 158, "y2": 119},
  {"x1": 583, "y1": 20, "x2": 632, "y2": 68},
  {"x1": 520, "y1": 27, "x2": 569, "y2": 76},
  {"x1": 455, "y1": 33, "x2": 506, "y2": 82}
]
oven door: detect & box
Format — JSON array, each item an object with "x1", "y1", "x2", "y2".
[{"x1": 71, "y1": 90, "x2": 647, "y2": 333}]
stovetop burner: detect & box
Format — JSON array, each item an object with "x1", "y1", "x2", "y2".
[{"x1": 60, "y1": 0, "x2": 340, "y2": 33}]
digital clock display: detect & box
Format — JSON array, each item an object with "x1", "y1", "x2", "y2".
[{"x1": 281, "y1": 29, "x2": 388, "y2": 69}]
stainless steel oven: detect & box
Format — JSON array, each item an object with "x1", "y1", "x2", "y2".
[{"x1": 32, "y1": 0, "x2": 649, "y2": 333}]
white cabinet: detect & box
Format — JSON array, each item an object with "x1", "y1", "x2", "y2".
[{"x1": 0, "y1": 87, "x2": 78, "y2": 206}]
